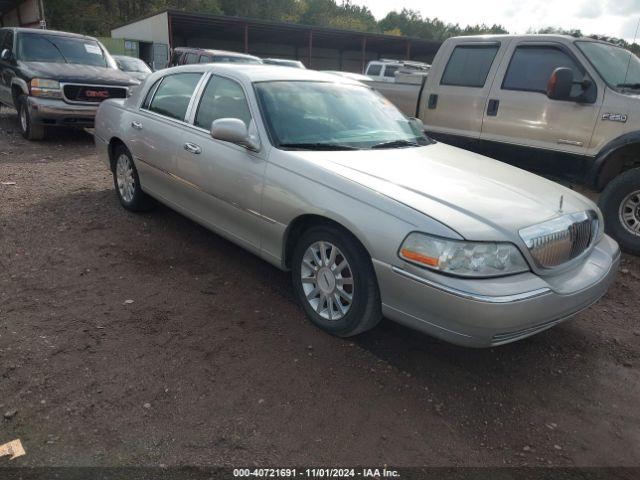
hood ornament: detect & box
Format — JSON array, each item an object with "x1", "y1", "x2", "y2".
[{"x1": 558, "y1": 195, "x2": 564, "y2": 213}]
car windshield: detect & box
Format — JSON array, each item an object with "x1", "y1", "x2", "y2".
[
  {"x1": 17, "y1": 33, "x2": 108, "y2": 67},
  {"x1": 255, "y1": 81, "x2": 429, "y2": 150},
  {"x1": 115, "y1": 57, "x2": 151, "y2": 73},
  {"x1": 576, "y1": 41, "x2": 640, "y2": 90}
]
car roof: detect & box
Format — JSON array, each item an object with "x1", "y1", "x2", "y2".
[
  {"x1": 161, "y1": 64, "x2": 365, "y2": 85},
  {"x1": 174, "y1": 47, "x2": 260, "y2": 59},
  {"x1": 447, "y1": 33, "x2": 588, "y2": 42},
  {"x1": 8, "y1": 27, "x2": 97, "y2": 41}
]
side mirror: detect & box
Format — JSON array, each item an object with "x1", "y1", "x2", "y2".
[
  {"x1": 210, "y1": 118, "x2": 260, "y2": 151},
  {"x1": 547, "y1": 67, "x2": 574, "y2": 101},
  {"x1": 1, "y1": 49, "x2": 12, "y2": 62},
  {"x1": 408, "y1": 116, "x2": 425, "y2": 132}
]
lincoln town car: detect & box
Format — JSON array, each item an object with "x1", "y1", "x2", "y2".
[{"x1": 94, "y1": 65, "x2": 620, "y2": 347}]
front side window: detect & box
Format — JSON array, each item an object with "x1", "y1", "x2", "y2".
[
  {"x1": 441, "y1": 44, "x2": 499, "y2": 87},
  {"x1": 195, "y1": 76, "x2": 252, "y2": 129},
  {"x1": 147, "y1": 73, "x2": 202, "y2": 121},
  {"x1": 503, "y1": 46, "x2": 585, "y2": 96},
  {"x1": 17, "y1": 33, "x2": 107, "y2": 67},
  {"x1": 255, "y1": 81, "x2": 429, "y2": 150},
  {"x1": 366, "y1": 64, "x2": 382, "y2": 76},
  {"x1": 576, "y1": 41, "x2": 640, "y2": 91}
]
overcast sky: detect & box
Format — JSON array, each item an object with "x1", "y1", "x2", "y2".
[{"x1": 360, "y1": 0, "x2": 640, "y2": 41}]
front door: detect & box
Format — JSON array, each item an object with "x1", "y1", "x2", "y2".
[{"x1": 479, "y1": 41, "x2": 603, "y2": 178}]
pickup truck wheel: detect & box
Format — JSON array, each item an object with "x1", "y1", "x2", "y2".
[
  {"x1": 112, "y1": 145, "x2": 153, "y2": 212},
  {"x1": 291, "y1": 225, "x2": 382, "y2": 337},
  {"x1": 599, "y1": 168, "x2": 640, "y2": 255},
  {"x1": 18, "y1": 95, "x2": 45, "y2": 141}
]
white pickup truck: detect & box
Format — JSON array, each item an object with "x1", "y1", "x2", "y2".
[{"x1": 376, "y1": 34, "x2": 640, "y2": 255}]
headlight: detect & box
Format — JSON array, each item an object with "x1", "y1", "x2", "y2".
[
  {"x1": 30, "y1": 78, "x2": 62, "y2": 99},
  {"x1": 399, "y1": 232, "x2": 529, "y2": 278}
]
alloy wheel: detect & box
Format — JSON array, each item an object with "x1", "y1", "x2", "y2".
[
  {"x1": 116, "y1": 154, "x2": 135, "y2": 203},
  {"x1": 619, "y1": 190, "x2": 640, "y2": 237},
  {"x1": 300, "y1": 241, "x2": 354, "y2": 320}
]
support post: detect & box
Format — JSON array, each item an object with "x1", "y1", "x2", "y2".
[
  {"x1": 244, "y1": 23, "x2": 249, "y2": 53},
  {"x1": 361, "y1": 37, "x2": 367, "y2": 73},
  {"x1": 406, "y1": 40, "x2": 411, "y2": 60},
  {"x1": 308, "y1": 30, "x2": 313, "y2": 68}
]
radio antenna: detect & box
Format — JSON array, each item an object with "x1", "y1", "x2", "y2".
[{"x1": 623, "y1": 17, "x2": 640, "y2": 85}]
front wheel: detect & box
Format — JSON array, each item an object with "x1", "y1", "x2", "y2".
[
  {"x1": 599, "y1": 167, "x2": 640, "y2": 255},
  {"x1": 17, "y1": 95, "x2": 45, "y2": 141},
  {"x1": 291, "y1": 225, "x2": 382, "y2": 337}
]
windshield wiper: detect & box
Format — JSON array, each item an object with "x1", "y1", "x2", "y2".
[
  {"x1": 278, "y1": 143, "x2": 359, "y2": 151},
  {"x1": 371, "y1": 139, "x2": 420, "y2": 149},
  {"x1": 617, "y1": 83, "x2": 640, "y2": 89}
]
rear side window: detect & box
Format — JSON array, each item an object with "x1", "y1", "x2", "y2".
[
  {"x1": 441, "y1": 44, "x2": 499, "y2": 87},
  {"x1": 366, "y1": 64, "x2": 382, "y2": 76},
  {"x1": 503, "y1": 46, "x2": 585, "y2": 95},
  {"x1": 194, "y1": 75, "x2": 252, "y2": 129},
  {"x1": 184, "y1": 52, "x2": 198, "y2": 64},
  {"x1": 384, "y1": 65, "x2": 399, "y2": 78},
  {"x1": 147, "y1": 73, "x2": 202, "y2": 121}
]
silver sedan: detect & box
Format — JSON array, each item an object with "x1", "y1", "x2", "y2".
[{"x1": 94, "y1": 64, "x2": 620, "y2": 347}]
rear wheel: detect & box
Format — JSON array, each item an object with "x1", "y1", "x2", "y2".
[
  {"x1": 291, "y1": 225, "x2": 381, "y2": 337},
  {"x1": 17, "y1": 95, "x2": 45, "y2": 141},
  {"x1": 599, "y1": 167, "x2": 640, "y2": 255},
  {"x1": 112, "y1": 145, "x2": 153, "y2": 212}
]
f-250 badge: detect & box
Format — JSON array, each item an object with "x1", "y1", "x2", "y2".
[{"x1": 602, "y1": 113, "x2": 628, "y2": 123}]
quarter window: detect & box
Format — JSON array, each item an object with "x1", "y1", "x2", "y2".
[
  {"x1": 184, "y1": 52, "x2": 199, "y2": 64},
  {"x1": 503, "y1": 46, "x2": 585, "y2": 95},
  {"x1": 194, "y1": 76, "x2": 252, "y2": 130},
  {"x1": 366, "y1": 64, "x2": 382, "y2": 76},
  {"x1": 441, "y1": 44, "x2": 499, "y2": 87},
  {"x1": 148, "y1": 73, "x2": 202, "y2": 121}
]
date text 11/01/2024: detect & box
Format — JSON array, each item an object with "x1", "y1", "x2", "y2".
[{"x1": 233, "y1": 468, "x2": 401, "y2": 478}]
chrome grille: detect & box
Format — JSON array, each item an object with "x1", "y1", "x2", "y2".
[{"x1": 519, "y1": 211, "x2": 598, "y2": 268}]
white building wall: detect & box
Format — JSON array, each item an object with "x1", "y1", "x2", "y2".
[{"x1": 111, "y1": 11, "x2": 170, "y2": 46}]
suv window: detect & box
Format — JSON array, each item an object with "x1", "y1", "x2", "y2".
[
  {"x1": 384, "y1": 65, "x2": 399, "y2": 78},
  {"x1": 441, "y1": 44, "x2": 499, "y2": 87},
  {"x1": 0, "y1": 29, "x2": 12, "y2": 51},
  {"x1": 148, "y1": 73, "x2": 202, "y2": 121},
  {"x1": 195, "y1": 75, "x2": 252, "y2": 130},
  {"x1": 503, "y1": 45, "x2": 585, "y2": 95},
  {"x1": 366, "y1": 64, "x2": 382, "y2": 76},
  {"x1": 199, "y1": 55, "x2": 213, "y2": 63},
  {"x1": 184, "y1": 52, "x2": 199, "y2": 64},
  {"x1": 169, "y1": 51, "x2": 182, "y2": 67}
]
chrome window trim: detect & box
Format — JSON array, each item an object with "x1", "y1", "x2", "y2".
[
  {"x1": 60, "y1": 82, "x2": 129, "y2": 105},
  {"x1": 391, "y1": 266, "x2": 551, "y2": 304}
]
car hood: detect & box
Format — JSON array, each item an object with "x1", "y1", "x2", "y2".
[
  {"x1": 290, "y1": 143, "x2": 596, "y2": 241},
  {"x1": 19, "y1": 62, "x2": 138, "y2": 86}
]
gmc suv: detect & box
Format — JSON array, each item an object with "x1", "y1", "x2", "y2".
[{"x1": 0, "y1": 27, "x2": 138, "y2": 140}]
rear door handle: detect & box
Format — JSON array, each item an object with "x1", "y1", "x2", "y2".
[
  {"x1": 428, "y1": 94, "x2": 438, "y2": 109},
  {"x1": 131, "y1": 121, "x2": 143, "y2": 130},
  {"x1": 184, "y1": 142, "x2": 202, "y2": 155},
  {"x1": 487, "y1": 99, "x2": 499, "y2": 116}
]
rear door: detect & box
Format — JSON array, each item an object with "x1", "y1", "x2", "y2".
[
  {"x1": 479, "y1": 41, "x2": 602, "y2": 177},
  {"x1": 422, "y1": 40, "x2": 504, "y2": 147}
]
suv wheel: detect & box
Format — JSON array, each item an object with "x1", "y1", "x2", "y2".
[
  {"x1": 17, "y1": 95, "x2": 45, "y2": 141},
  {"x1": 599, "y1": 167, "x2": 640, "y2": 255},
  {"x1": 112, "y1": 145, "x2": 153, "y2": 212},
  {"x1": 291, "y1": 225, "x2": 382, "y2": 337}
]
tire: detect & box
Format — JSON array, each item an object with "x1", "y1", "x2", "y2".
[
  {"x1": 598, "y1": 167, "x2": 640, "y2": 255},
  {"x1": 291, "y1": 224, "x2": 382, "y2": 337},
  {"x1": 112, "y1": 144, "x2": 153, "y2": 212},
  {"x1": 17, "y1": 95, "x2": 45, "y2": 141}
]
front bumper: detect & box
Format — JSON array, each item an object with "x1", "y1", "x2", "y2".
[
  {"x1": 374, "y1": 234, "x2": 621, "y2": 347},
  {"x1": 27, "y1": 97, "x2": 98, "y2": 128}
]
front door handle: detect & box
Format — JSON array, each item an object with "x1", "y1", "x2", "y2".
[
  {"x1": 184, "y1": 142, "x2": 202, "y2": 155},
  {"x1": 131, "y1": 121, "x2": 143, "y2": 130},
  {"x1": 428, "y1": 94, "x2": 438, "y2": 109},
  {"x1": 487, "y1": 99, "x2": 499, "y2": 116}
]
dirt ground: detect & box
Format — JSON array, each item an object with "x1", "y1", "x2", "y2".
[{"x1": 1, "y1": 105, "x2": 639, "y2": 468}]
